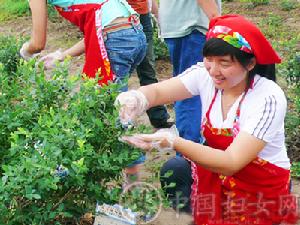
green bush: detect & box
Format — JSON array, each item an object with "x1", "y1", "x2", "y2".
[
  {"x1": 284, "y1": 53, "x2": 300, "y2": 166},
  {"x1": 258, "y1": 14, "x2": 283, "y2": 39},
  {"x1": 153, "y1": 25, "x2": 169, "y2": 60},
  {"x1": 285, "y1": 53, "x2": 300, "y2": 87},
  {"x1": 280, "y1": 0, "x2": 297, "y2": 11},
  {"x1": 291, "y1": 162, "x2": 300, "y2": 178},
  {"x1": 0, "y1": 36, "x2": 23, "y2": 75},
  {"x1": 0, "y1": 36, "x2": 145, "y2": 224},
  {"x1": 285, "y1": 88, "x2": 300, "y2": 163}
]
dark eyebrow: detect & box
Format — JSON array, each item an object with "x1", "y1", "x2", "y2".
[{"x1": 220, "y1": 58, "x2": 232, "y2": 63}]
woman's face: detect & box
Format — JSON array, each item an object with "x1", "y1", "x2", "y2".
[{"x1": 204, "y1": 55, "x2": 254, "y2": 91}]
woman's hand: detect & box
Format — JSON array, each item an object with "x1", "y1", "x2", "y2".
[
  {"x1": 114, "y1": 90, "x2": 149, "y2": 126},
  {"x1": 20, "y1": 42, "x2": 40, "y2": 60},
  {"x1": 120, "y1": 125, "x2": 179, "y2": 151},
  {"x1": 39, "y1": 50, "x2": 65, "y2": 69}
]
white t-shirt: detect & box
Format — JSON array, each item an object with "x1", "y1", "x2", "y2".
[{"x1": 179, "y1": 62, "x2": 290, "y2": 169}]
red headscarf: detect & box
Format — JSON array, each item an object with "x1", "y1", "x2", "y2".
[{"x1": 207, "y1": 14, "x2": 281, "y2": 64}]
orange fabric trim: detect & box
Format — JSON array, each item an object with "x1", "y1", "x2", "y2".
[{"x1": 126, "y1": 0, "x2": 149, "y2": 14}]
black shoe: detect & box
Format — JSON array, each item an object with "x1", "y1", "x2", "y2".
[{"x1": 152, "y1": 121, "x2": 174, "y2": 129}]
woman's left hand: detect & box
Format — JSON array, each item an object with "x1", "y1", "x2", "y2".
[
  {"x1": 39, "y1": 50, "x2": 64, "y2": 69},
  {"x1": 120, "y1": 125, "x2": 179, "y2": 151}
]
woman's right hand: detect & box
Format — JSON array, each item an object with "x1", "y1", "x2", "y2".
[
  {"x1": 121, "y1": 125, "x2": 179, "y2": 151},
  {"x1": 20, "y1": 42, "x2": 40, "y2": 60},
  {"x1": 114, "y1": 90, "x2": 149, "y2": 126}
]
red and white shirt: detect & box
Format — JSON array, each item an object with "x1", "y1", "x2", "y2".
[{"x1": 179, "y1": 62, "x2": 290, "y2": 169}]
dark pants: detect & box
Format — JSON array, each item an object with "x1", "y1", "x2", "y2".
[
  {"x1": 160, "y1": 156, "x2": 193, "y2": 213},
  {"x1": 137, "y1": 13, "x2": 170, "y2": 128}
]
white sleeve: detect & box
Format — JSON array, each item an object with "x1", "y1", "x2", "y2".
[
  {"x1": 178, "y1": 63, "x2": 212, "y2": 96},
  {"x1": 241, "y1": 93, "x2": 287, "y2": 142}
]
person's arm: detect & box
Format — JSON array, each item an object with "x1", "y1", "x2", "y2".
[
  {"x1": 139, "y1": 77, "x2": 193, "y2": 108},
  {"x1": 128, "y1": 129, "x2": 265, "y2": 175},
  {"x1": 115, "y1": 77, "x2": 192, "y2": 125},
  {"x1": 61, "y1": 39, "x2": 85, "y2": 58},
  {"x1": 197, "y1": 0, "x2": 220, "y2": 20},
  {"x1": 151, "y1": 0, "x2": 159, "y2": 20},
  {"x1": 174, "y1": 131, "x2": 265, "y2": 176},
  {"x1": 170, "y1": 91, "x2": 286, "y2": 175},
  {"x1": 27, "y1": 0, "x2": 48, "y2": 54},
  {"x1": 39, "y1": 39, "x2": 85, "y2": 69}
]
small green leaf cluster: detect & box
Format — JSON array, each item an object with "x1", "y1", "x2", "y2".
[
  {"x1": 0, "y1": 37, "x2": 145, "y2": 224},
  {"x1": 285, "y1": 53, "x2": 300, "y2": 87},
  {"x1": 280, "y1": 0, "x2": 297, "y2": 11},
  {"x1": 153, "y1": 25, "x2": 169, "y2": 60},
  {"x1": 0, "y1": 35, "x2": 23, "y2": 76},
  {"x1": 291, "y1": 162, "x2": 300, "y2": 178},
  {"x1": 120, "y1": 185, "x2": 161, "y2": 222}
]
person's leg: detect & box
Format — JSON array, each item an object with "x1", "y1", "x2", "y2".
[
  {"x1": 137, "y1": 13, "x2": 170, "y2": 128},
  {"x1": 123, "y1": 154, "x2": 146, "y2": 185},
  {"x1": 136, "y1": 14, "x2": 157, "y2": 85},
  {"x1": 160, "y1": 157, "x2": 193, "y2": 213},
  {"x1": 165, "y1": 30, "x2": 206, "y2": 147},
  {"x1": 177, "y1": 30, "x2": 206, "y2": 74},
  {"x1": 104, "y1": 24, "x2": 147, "y2": 183},
  {"x1": 164, "y1": 38, "x2": 181, "y2": 76},
  {"x1": 104, "y1": 23, "x2": 147, "y2": 91}
]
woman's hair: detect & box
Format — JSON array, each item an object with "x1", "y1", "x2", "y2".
[{"x1": 203, "y1": 38, "x2": 276, "y2": 82}]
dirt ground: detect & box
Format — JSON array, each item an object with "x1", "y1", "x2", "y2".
[{"x1": 0, "y1": 1, "x2": 299, "y2": 224}]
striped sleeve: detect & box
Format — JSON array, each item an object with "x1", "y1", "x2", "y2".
[{"x1": 241, "y1": 94, "x2": 286, "y2": 142}]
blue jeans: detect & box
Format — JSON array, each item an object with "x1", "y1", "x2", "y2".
[
  {"x1": 105, "y1": 23, "x2": 147, "y2": 167},
  {"x1": 105, "y1": 23, "x2": 147, "y2": 92},
  {"x1": 165, "y1": 30, "x2": 206, "y2": 148}
]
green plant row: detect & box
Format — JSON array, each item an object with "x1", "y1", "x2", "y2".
[{"x1": 0, "y1": 35, "x2": 146, "y2": 224}]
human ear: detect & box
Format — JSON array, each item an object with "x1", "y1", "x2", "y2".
[{"x1": 247, "y1": 58, "x2": 256, "y2": 71}]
